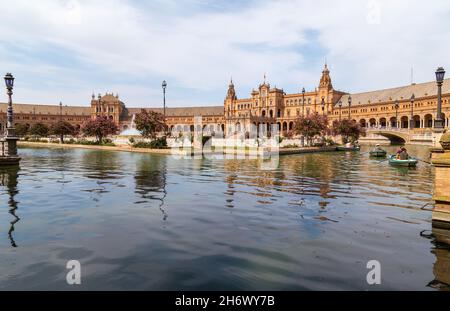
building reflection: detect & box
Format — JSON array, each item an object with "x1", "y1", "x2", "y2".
[
  {"x1": 81, "y1": 150, "x2": 122, "y2": 180},
  {"x1": 134, "y1": 155, "x2": 168, "y2": 220},
  {"x1": 0, "y1": 166, "x2": 20, "y2": 247}
]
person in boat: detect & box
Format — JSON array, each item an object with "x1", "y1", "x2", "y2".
[
  {"x1": 374, "y1": 144, "x2": 382, "y2": 151},
  {"x1": 398, "y1": 147, "x2": 409, "y2": 160},
  {"x1": 396, "y1": 147, "x2": 403, "y2": 158}
]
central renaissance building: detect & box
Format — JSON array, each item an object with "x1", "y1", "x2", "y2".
[{"x1": 1, "y1": 64, "x2": 449, "y2": 136}]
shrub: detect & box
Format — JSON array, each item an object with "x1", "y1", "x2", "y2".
[
  {"x1": 282, "y1": 144, "x2": 300, "y2": 149},
  {"x1": 133, "y1": 137, "x2": 168, "y2": 149}
]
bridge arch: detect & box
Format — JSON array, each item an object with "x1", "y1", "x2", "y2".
[{"x1": 369, "y1": 129, "x2": 408, "y2": 144}]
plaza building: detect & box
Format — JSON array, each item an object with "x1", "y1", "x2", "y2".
[{"x1": 1, "y1": 64, "x2": 449, "y2": 138}]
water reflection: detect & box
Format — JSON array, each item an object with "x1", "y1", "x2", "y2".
[
  {"x1": 0, "y1": 146, "x2": 446, "y2": 290},
  {"x1": 0, "y1": 166, "x2": 20, "y2": 247},
  {"x1": 134, "y1": 155, "x2": 168, "y2": 220}
]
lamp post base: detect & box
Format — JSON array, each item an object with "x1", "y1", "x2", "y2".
[{"x1": 434, "y1": 119, "x2": 445, "y2": 132}]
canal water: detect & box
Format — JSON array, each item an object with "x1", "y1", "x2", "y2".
[{"x1": 0, "y1": 145, "x2": 448, "y2": 290}]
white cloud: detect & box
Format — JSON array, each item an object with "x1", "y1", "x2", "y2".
[{"x1": 0, "y1": 0, "x2": 449, "y2": 107}]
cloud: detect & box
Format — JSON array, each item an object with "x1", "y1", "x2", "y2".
[{"x1": 0, "y1": 0, "x2": 449, "y2": 107}]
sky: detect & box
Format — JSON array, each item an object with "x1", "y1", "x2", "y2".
[{"x1": 0, "y1": 0, "x2": 449, "y2": 108}]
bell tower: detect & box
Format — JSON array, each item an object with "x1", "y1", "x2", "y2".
[
  {"x1": 318, "y1": 63, "x2": 334, "y2": 115},
  {"x1": 224, "y1": 79, "x2": 237, "y2": 118}
]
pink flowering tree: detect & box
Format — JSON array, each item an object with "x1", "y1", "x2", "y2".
[{"x1": 81, "y1": 116, "x2": 118, "y2": 143}]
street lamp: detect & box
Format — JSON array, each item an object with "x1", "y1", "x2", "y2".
[
  {"x1": 98, "y1": 94, "x2": 102, "y2": 116},
  {"x1": 321, "y1": 97, "x2": 325, "y2": 116},
  {"x1": 59, "y1": 101, "x2": 63, "y2": 121},
  {"x1": 4, "y1": 73, "x2": 15, "y2": 132},
  {"x1": 162, "y1": 80, "x2": 168, "y2": 134},
  {"x1": 3, "y1": 72, "x2": 19, "y2": 159},
  {"x1": 394, "y1": 100, "x2": 399, "y2": 128},
  {"x1": 435, "y1": 67, "x2": 445, "y2": 130},
  {"x1": 348, "y1": 95, "x2": 352, "y2": 120},
  {"x1": 338, "y1": 100, "x2": 343, "y2": 121},
  {"x1": 162, "y1": 80, "x2": 167, "y2": 119},
  {"x1": 302, "y1": 87, "x2": 306, "y2": 117},
  {"x1": 409, "y1": 94, "x2": 415, "y2": 129}
]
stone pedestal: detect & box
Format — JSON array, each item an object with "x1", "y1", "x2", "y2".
[
  {"x1": 4, "y1": 136, "x2": 19, "y2": 157},
  {"x1": 432, "y1": 147, "x2": 450, "y2": 229},
  {"x1": 0, "y1": 127, "x2": 21, "y2": 166}
]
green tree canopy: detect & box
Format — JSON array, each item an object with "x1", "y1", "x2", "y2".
[
  {"x1": 15, "y1": 123, "x2": 30, "y2": 137},
  {"x1": 50, "y1": 121, "x2": 75, "y2": 143},
  {"x1": 29, "y1": 123, "x2": 49, "y2": 138}
]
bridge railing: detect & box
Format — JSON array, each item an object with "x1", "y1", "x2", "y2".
[{"x1": 366, "y1": 127, "x2": 410, "y2": 133}]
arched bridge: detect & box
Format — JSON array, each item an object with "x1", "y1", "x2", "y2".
[{"x1": 365, "y1": 128, "x2": 434, "y2": 145}]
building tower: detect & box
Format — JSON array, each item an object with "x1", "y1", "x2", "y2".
[{"x1": 318, "y1": 63, "x2": 334, "y2": 115}]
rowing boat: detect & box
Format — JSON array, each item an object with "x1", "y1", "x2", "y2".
[
  {"x1": 336, "y1": 146, "x2": 361, "y2": 152},
  {"x1": 388, "y1": 155, "x2": 418, "y2": 167},
  {"x1": 369, "y1": 149, "x2": 387, "y2": 157}
]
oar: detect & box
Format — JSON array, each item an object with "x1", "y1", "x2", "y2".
[{"x1": 415, "y1": 157, "x2": 431, "y2": 165}]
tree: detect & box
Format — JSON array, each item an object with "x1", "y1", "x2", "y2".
[
  {"x1": 15, "y1": 123, "x2": 30, "y2": 137},
  {"x1": 81, "y1": 116, "x2": 118, "y2": 143},
  {"x1": 134, "y1": 109, "x2": 166, "y2": 139},
  {"x1": 331, "y1": 119, "x2": 366, "y2": 143},
  {"x1": 29, "y1": 123, "x2": 49, "y2": 138},
  {"x1": 50, "y1": 121, "x2": 75, "y2": 143},
  {"x1": 294, "y1": 113, "x2": 329, "y2": 145}
]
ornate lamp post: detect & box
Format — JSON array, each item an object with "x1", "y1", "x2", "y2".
[
  {"x1": 348, "y1": 95, "x2": 352, "y2": 120},
  {"x1": 435, "y1": 67, "x2": 445, "y2": 130},
  {"x1": 321, "y1": 97, "x2": 325, "y2": 116},
  {"x1": 409, "y1": 94, "x2": 415, "y2": 129},
  {"x1": 59, "y1": 101, "x2": 63, "y2": 121},
  {"x1": 302, "y1": 87, "x2": 306, "y2": 117},
  {"x1": 98, "y1": 94, "x2": 102, "y2": 117},
  {"x1": 162, "y1": 80, "x2": 167, "y2": 119},
  {"x1": 162, "y1": 80, "x2": 168, "y2": 135},
  {"x1": 338, "y1": 100, "x2": 342, "y2": 121},
  {"x1": 3, "y1": 73, "x2": 19, "y2": 160},
  {"x1": 5, "y1": 73, "x2": 15, "y2": 133},
  {"x1": 394, "y1": 100, "x2": 399, "y2": 128}
]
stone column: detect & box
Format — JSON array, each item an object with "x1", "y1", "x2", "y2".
[{"x1": 432, "y1": 133, "x2": 450, "y2": 230}]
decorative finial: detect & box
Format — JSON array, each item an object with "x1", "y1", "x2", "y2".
[{"x1": 264, "y1": 72, "x2": 266, "y2": 84}]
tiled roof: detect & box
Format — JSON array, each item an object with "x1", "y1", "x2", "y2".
[
  {"x1": 127, "y1": 106, "x2": 224, "y2": 117},
  {"x1": 0, "y1": 103, "x2": 91, "y2": 115},
  {"x1": 339, "y1": 78, "x2": 450, "y2": 107}
]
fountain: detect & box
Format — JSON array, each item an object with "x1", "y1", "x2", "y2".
[{"x1": 120, "y1": 114, "x2": 141, "y2": 136}]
